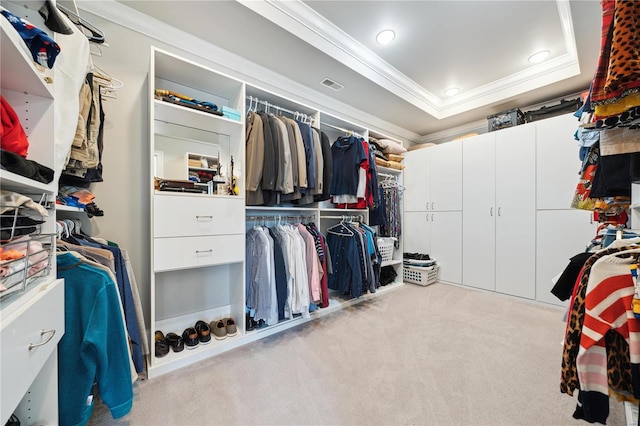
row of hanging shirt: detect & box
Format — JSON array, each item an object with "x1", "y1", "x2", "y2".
[
  {"x1": 553, "y1": 227, "x2": 640, "y2": 424},
  {"x1": 245, "y1": 220, "x2": 330, "y2": 325},
  {"x1": 326, "y1": 217, "x2": 382, "y2": 299}
]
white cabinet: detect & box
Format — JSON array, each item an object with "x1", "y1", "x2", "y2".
[
  {"x1": 462, "y1": 132, "x2": 496, "y2": 291},
  {"x1": 430, "y1": 141, "x2": 463, "y2": 211},
  {"x1": 404, "y1": 142, "x2": 462, "y2": 284},
  {"x1": 404, "y1": 141, "x2": 462, "y2": 212},
  {"x1": 404, "y1": 149, "x2": 430, "y2": 211},
  {"x1": 535, "y1": 113, "x2": 596, "y2": 305},
  {"x1": 430, "y1": 211, "x2": 462, "y2": 284},
  {"x1": 403, "y1": 210, "x2": 462, "y2": 284},
  {"x1": 403, "y1": 211, "x2": 431, "y2": 255},
  {"x1": 536, "y1": 113, "x2": 583, "y2": 210},
  {"x1": 462, "y1": 125, "x2": 536, "y2": 299},
  {"x1": 149, "y1": 47, "x2": 246, "y2": 377},
  {"x1": 495, "y1": 124, "x2": 537, "y2": 299},
  {"x1": 536, "y1": 210, "x2": 595, "y2": 306},
  {"x1": 461, "y1": 113, "x2": 593, "y2": 301}
]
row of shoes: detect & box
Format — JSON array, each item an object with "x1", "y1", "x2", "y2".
[{"x1": 155, "y1": 317, "x2": 238, "y2": 358}]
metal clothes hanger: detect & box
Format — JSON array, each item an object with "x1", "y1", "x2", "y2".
[{"x1": 57, "y1": 3, "x2": 106, "y2": 44}]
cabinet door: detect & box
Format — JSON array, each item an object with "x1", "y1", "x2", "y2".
[
  {"x1": 536, "y1": 210, "x2": 596, "y2": 306},
  {"x1": 430, "y1": 211, "x2": 462, "y2": 284},
  {"x1": 536, "y1": 113, "x2": 582, "y2": 210},
  {"x1": 495, "y1": 124, "x2": 536, "y2": 299},
  {"x1": 404, "y1": 149, "x2": 430, "y2": 211},
  {"x1": 462, "y1": 133, "x2": 496, "y2": 291},
  {"x1": 403, "y1": 211, "x2": 430, "y2": 255},
  {"x1": 430, "y1": 140, "x2": 463, "y2": 211}
]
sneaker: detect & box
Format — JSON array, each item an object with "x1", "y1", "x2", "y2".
[
  {"x1": 195, "y1": 320, "x2": 211, "y2": 344},
  {"x1": 224, "y1": 318, "x2": 238, "y2": 337},
  {"x1": 182, "y1": 327, "x2": 199, "y2": 349},
  {"x1": 212, "y1": 319, "x2": 227, "y2": 340}
]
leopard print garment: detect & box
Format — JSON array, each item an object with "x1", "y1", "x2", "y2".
[
  {"x1": 604, "y1": 329, "x2": 637, "y2": 401},
  {"x1": 592, "y1": 0, "x2": 640, "y2": 105},
  {"x1": 560, "y1": 246, "x2": 634, "y2": 395}
]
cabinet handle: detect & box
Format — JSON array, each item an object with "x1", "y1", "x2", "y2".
[
  {"x1": 195, "y1": 215, "x2": 213, "y2": 221},
  {"x1": 498, "y1": 207, "x2": 501, "y2": 216},
  {"x1": 195, "y1": 249, "x2": 213, "y2": 256},
  {"x1": 490, "y1": 207, "x2": 493, "y2": 216},
  {"x1": 431, "y1": 214, "x2": 434, "y2": 222},
  {"x1": 431, "y1": 202, "x2": 434, "y2": 210},
  {"x1": 590, "y1": 214, "x2": 593, "y2": 224},
  {"x1": 29, "y1": 329, "x2": 56, "y2": 350},
  {"x1": 426, "y1": 202, "x2": 429, "y2": 211},
  {"x1": 426, "y1": 214, "x2": 429, "y2": 222}
]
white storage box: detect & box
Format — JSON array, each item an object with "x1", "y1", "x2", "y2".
[
  {"x1": 377, "y1": 237, "x2": 396, "y2": 263},
  {"x1": 403, "y1": 264, "x2": 439, "y2": 286}
]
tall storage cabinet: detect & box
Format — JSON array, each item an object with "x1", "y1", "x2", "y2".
[
  {"x1": 404, "y1": 141, "x2": 462, "y2": 284},
  {"x1": 460, "y1": 113, "x2": 595, "y2": 303},
  {"x1": 462, "y1": 132, "x2": 496, "y2": 291},
  {"x1": 494, "y1": 124, "x2": 537, "y2": 299},
  {"x1": 463, "y1": 123, "x2": 537, "y2": 299},
  {"x1": 535, "y1": 113, "x2": 596, "y2": 306},
  {"x1": 1, "y1": 4, "x2": 63, "y2": 424},
  {"x1": 149, "y1": 47, "x2": 246, "y2": 377}
]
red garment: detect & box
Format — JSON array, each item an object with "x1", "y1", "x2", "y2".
[{"x1": 0, "y1": 96, "x2": 29, "y2": 157}]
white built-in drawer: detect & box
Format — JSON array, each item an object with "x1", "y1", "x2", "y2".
[
  {"x1": 154, "y1": 235, "x2": 244, "y2": 272},
  {"x1": 1, "y1": 279, "x2": 64, "y2": 423},
  {"x1": 154, "y1": 195, "x2": 244, "y2": 237}
]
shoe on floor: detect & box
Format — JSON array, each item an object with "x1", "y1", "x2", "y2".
[
  {"x1": 195, "y1": 320, "x2": 212, "y2": 344},
  {"x1": 212, "y1": 319, "x2": 227, "y2": 340},
  {"x1": 182, "y1": 327, "x2": 199, "y2": 349},
  {"x1": 155, "y1": 331, "x2": 170, "y2": 358},
  {"x1": 165, "y1": 332, "x2": 184, "y2": 353},
  {"x1": 223, "y1": 317, "x2": 238, "y2": 337}
]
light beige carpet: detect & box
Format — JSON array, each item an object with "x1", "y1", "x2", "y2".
[{"x1": 88, "y1": 283, "x2": 627, "y2": 425}]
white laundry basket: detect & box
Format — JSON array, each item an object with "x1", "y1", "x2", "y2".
[{"x1": 403, "y1": 264, "x2": 439, "y2": 286}]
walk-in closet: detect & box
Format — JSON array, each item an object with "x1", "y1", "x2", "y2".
[{"x1": 2, "y1": 1, "x2": 639, "y2": 425}]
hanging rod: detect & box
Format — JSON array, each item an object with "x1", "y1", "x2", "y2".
[
  {"x1": 245, "y1": 96, "x2": 315, "y2": 124},
  {"x1": 321, "y1": 122, "x2": 364, "y2": 138},
  {"x1": 319, "y1": 215, "x2": 364, "y2": 221},
  {"x1": 377, "y1": 172, "x2": 397, "y2": 179}
]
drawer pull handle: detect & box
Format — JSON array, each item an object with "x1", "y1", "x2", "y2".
[
  {"x1": 195, "y1": 215, "x2": 213, "y2": 221},
  {"x1": 195, "y1": 249, "x2": 213, "y2": 256},
  {"x1": 29, "y1": 329, "x2": 56, "y2": 350}
]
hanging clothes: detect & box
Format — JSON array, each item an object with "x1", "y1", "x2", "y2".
[
  {"x1": 56, "y1": 252, "x2": 133, "y2": 425},
  {"x1": 60, "y1": 232, "x2": 145, "y2": 374},
  {"x1": 326, "y1": 220, "x2": 378, "y2": 298}
]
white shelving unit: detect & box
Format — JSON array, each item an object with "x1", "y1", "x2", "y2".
[
  {"x1": 0, "y1": 3, "x2": 62, "y2": 424},
  {"x1": 149, "y1": 47, "x2": 246, "y2": 377},
  {"x1": 147, "y1": 49, "x2": 407, "y2": 377}
]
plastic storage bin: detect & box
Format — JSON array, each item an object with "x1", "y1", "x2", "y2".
[
  {"x1": 377, "y1": 237, "x2": 396, "y2": 263},
  {"x1": 403, "y1": 264, "x2": 439, "y2": 286}
]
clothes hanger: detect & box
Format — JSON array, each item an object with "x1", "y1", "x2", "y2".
[{"x1": 57, "y1": 3, "x2": 106, "y2": 44}]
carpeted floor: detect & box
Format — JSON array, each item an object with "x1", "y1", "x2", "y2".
[{"x1": 89, "y1": 283, "x2": 627, "y2": 425}]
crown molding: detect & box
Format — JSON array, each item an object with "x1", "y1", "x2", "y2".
[
  {"x1": 75, "y1": 0, "x2": 421, "y2": 142},
  {"x1": 239, "y1": 0, "x2": 581, "y2": 120}
]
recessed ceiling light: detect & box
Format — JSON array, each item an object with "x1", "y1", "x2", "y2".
[
  {"x1": 376, "y1": 29, "x2": 395, "y2": 45},
  {"x1": 528, "y1": 50, "x2": 550, "y2": 64},
  {"x1": 444, "y1": 87, "x2": 459, "y2": 97}
]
